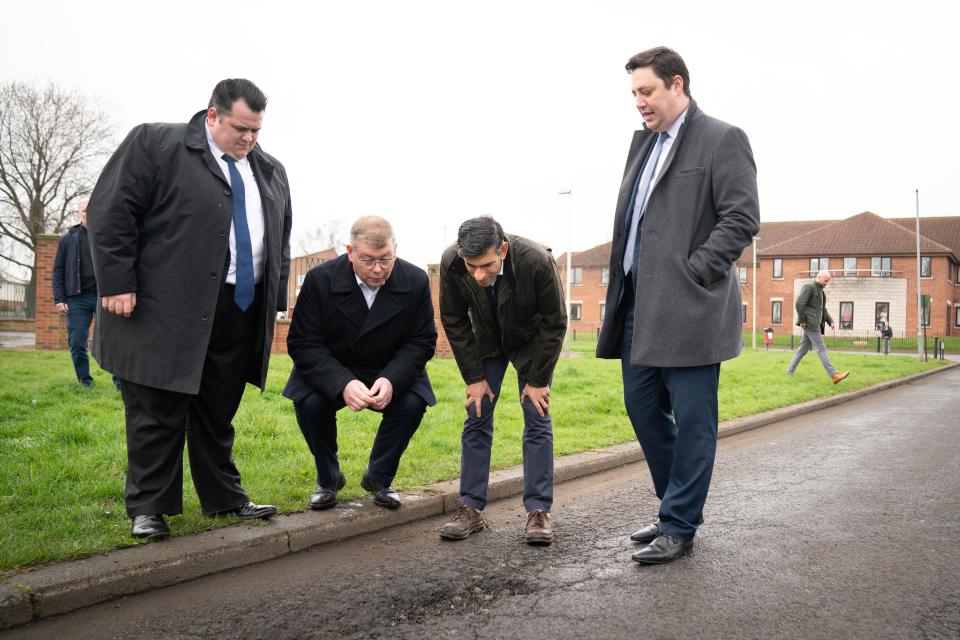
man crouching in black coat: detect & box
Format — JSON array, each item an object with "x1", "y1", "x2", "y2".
[{"x1": 283, "y1": 216, "x2": 437, "y2": 510}]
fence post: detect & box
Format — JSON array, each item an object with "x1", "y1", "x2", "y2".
[{"x1": 790, "y1": 333, "x2": 795, "y2": 350}]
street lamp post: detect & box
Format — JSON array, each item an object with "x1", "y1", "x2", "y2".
[
  {"x1": 752, "y1": 236, "x2": 759, "y2": 349},
  {"x1": 558, "y1": 190, "x2": 573, "y2": 353},
  {"x1": 915, "y1": 188, "x2": 926, "y2": 361}
]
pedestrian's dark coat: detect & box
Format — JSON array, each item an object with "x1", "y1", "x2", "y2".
[
  {"x1": 283, "y1": 254, "x2": 437, "y2": 406},
  {"x1": 439, "y1": 234, "x2": 567, "y2": 388},
  {"x1": 52, "y1": 224, "x2": 85, "y2": 303},
  {"x1": 596, "y1": 99, "x2": 760, "y2": 366},
  {"x1": 87, "y1": 110, "x2": 292, "y2": 394},
  {"x1": 795, "y1": 281, "x2": 832, "y2": 333}
]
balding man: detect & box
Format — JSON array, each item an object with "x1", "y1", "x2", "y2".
[
  {"x1": 284, "y1": 216, "x2": 437, "y2": 511},
  {"x1": 787, "y1": 270, "x2": 850, "y2": 384}
]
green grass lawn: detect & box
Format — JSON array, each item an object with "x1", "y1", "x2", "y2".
[{"x1": 0, "y1": 345, "x2": 945, "y2": 574}]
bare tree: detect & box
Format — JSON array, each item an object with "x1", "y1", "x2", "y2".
[
  {"x1": 0, "y1": 81, "x2": 114, "y2": 312},
  {"x1": 297, "y1": 218, "x2": 348, "y2": 256}
]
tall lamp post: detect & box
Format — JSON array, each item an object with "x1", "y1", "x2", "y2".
[
  {"x1": 915, "y1": 188, "x2": 926, "y2": 361},
  {"x1": 558, "y1": 190, "x2": 573, "y2": 353}
]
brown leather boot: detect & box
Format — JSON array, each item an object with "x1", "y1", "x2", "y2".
[
  {"x1": 525, "y1": 509, "x2": 553, "y2": 545},
  {"x1": 440, "y1": 503, "x2": 486, "y2": 540},
  {"x1": 832, "y1": 371, "x2": 850, "y2": 384}
]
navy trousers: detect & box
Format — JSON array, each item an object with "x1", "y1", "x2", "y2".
[
  {"x1": 65, "y1": 292, "x2": 98, "y2": 385},
  {"x1": 293, "y1": 388, "x2": 427, "y2": 489},
  {"x1": 458, "y1": 354, "x2": 554, "y2": 512},
  {"x1": 620, "y1": 278, "x2": 720, "y2": 540}
]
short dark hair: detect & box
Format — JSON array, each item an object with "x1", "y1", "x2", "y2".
[
  {"x1": 625, "y1": 47, "x2": 691, "y2": 97},
  {"x1": 208, "y1": 78, "x2": 268, "y2": 114},
  {"x1": 456, "y1": 216, "x2": 506, "y2": 259}
]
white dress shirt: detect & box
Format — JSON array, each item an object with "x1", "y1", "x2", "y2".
[{"x1": 355, "y1": 274, "x2": 380, "y2": 309}]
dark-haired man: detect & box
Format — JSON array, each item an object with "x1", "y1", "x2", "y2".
[
  {"x1": 596, "y1": 47, "x2": 760, "y2": 563},
  {"x1": 88, "y1": 79, "x2": 292, "y2": 540},
  {"x1": 439, "y1": 216, "x2": 566, "y2": 545},
  {"x1": 284, "y1": 216, "x2": 437, "y2": 511}
]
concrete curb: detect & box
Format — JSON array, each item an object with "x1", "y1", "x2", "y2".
[{"x1": 2, "y1": 361, "x2": 956, "y2": 628}]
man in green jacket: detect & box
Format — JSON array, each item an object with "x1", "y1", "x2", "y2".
[
  {"x1": 787, "y1": 270, "x2": 850, "y2": 383},
  {"x1": 438, "y1": 216, "x2": 567, "y2": 545}
]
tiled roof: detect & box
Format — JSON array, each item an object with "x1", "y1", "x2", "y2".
[
  {"x1": 888, "y1": 216, "x2": 960, "y2": 258},
  {"x1": 761, "y1": 211, "x2": 953, "y2": 257},
  {"x1": 558, "y1": 242, "x2": 612, "y2": 268}
]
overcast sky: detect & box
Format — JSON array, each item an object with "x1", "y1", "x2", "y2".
[{"x1": 4, "y1": 0, "x2": 959, "y2": 269}]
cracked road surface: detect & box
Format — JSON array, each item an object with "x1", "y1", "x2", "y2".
[{"x1": 7, "y1": 368, "x2": 960, "y2": 639}]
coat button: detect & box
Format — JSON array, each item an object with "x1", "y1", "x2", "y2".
[
  {"x1": 209, "y1": 273, "x2": 217, "y2": 279},
  {"x1": 219, "y1": 232, "x2": 226, "y2": 237},
  {"x1": 224, "y1": 189, "x2": 231, "y2": 196},
  {"x1": 201, "y1": 315, "x2": 209, "y2": 321}
]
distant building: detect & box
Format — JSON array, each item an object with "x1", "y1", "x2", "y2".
[
  {"x1": 555, "y1": 243, "x2": 611, "y2": 336},
  {"x1": 284, "y1": 248, "x2": 338, "y2": 318}
]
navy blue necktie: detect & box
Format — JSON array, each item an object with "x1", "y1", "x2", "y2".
[
  {"x1": 222, "y1": 154, "x2": 254, "y2": 311},
  {"x1": 622, "y1": 131, "x2": 669, "y2": 275}
]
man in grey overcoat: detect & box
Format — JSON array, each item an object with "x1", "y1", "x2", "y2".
[
  {"x1": 787, "y1": 270, "x2": 850, "y2": 383},
  {"x1": 88, "y1": 79, "x2": 292, "y2": 540},
  {"x1": 596, "y1": 47, "x2": 760, "y2": 564}
]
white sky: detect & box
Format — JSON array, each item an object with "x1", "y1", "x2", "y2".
[{"x1": 4, "y1": 0, "x2": 959, "y2": 269}]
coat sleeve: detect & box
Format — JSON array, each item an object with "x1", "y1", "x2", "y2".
[
  {"x1": 687, "y1": 126, "x2": 761, "y2": 288},
  {"x1": 276, "y1": 173, "x2": 293, "y2": 312},
  {"x1": 795, "y1": 284, "x2": 811, "y2": 324},
  {"x1": 86, "y1": 125, "x2": 155, "y2": 296},
  {"x1": 378, "y1": 273, "x2": 438, "y2": 393},
  {"x1": 52, "y1": 235, "x2": 67, "y2": 304},
  {"x1": 286, "y1": 270, "x2": 358, "y2": 402},
  {"x1": 512, "y1": 256, "x2": 567, "y2": 387},
  {"x1": 439, "y1": 260, "x2": 485, "y2": 384}
]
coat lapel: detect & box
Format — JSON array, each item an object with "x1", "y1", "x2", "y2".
[
  {"x1": 358, "y1": 262, "x2": 413, "y2": 338},
  {"x1": 330, "y1": 257, "x2": 370, "y2": 329},
  {"x1": 650, "y1": 98, "x2": 699, "y2": 192}
]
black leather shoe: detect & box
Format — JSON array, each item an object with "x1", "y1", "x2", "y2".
[
  {"x1": 131, "y1": 514, "x2": 169, "y2": 540},
  {"x1": 631, "y1": 535, "x2": 694, "y2": 564},
  {"x1": 310, "y1": 471, "x2": 347, "y2": 510},
  {"x1": 212, "y1": 501, "x2": 277, "y2": 520},
  {"x1": 630, "y1": 515, "x2": 704, "y2": 544},
  {"x1": 360, "y1": 472, "x2": 401, "y2": 509}
]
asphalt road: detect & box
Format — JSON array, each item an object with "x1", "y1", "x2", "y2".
[{"x1": 7, "y1": 368, "x2": 960, "y2": 640}]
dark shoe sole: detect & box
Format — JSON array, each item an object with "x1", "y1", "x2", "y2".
[
  {"x1": 132, "y1": 529, "x2": 169, "y2": 541},
  {"x1": 309, "y1": 499, "x2": 336, "y2": 511},
  {"x1": 373, "y1": 497, "x2": 401, "y2": 509},
  {"x1": 525, "y1": 533, "x2": 553, "y2": 545},
  {"x1": 440, "y1": 522, "x2": 485, "y2": 540},
  {"x1": 632, "y1": 545, "x2": 693, "y2": 564}
]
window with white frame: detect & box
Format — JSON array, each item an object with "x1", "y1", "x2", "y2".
[
  {"x1": 871, "y1": 256, "x2": 891, "y2": 277},
  {"x1": 843, "y1": 257, "x2": 857, "y2": 276},
  {"x1": 600, "y1": 268, "x2": 609, "y2": 285},
  {"x1": 771, "y1": 300, "x2": 782, "y2": 325},
  {"x1": 921, "y1": 256, "x2": 932, "y2": 278},
  {"x1": 772, "y1": 258, "x2": 783, "y2": 279},
  {"x1": 570, "y1": 302, "x2": 582, "y2": 321},
  {"x1": 571, "y1": 267, "x2": 583, "y2": 285}
]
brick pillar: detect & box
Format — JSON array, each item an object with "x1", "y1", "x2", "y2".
[
  {"x1": 427, "y1": 264, "x2": 451, "y2": 358},
  {"x1": 34, "y1": 234, "x2": 68, "y2": 350},
  {"x1": 272, "y1": 318, "x2": 290, "y2": 355}
]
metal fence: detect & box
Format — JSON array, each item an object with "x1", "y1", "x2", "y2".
[
  {"x1": 0, "y1": 281, "x2": 31, "y2": 319},
  {"x1": 747, "y1": 329, "x2": 957, "y2": 356}
]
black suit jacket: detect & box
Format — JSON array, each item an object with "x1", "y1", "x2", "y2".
[{"x1": 283, "y1": 254, "x2": 437, "y2": 407}]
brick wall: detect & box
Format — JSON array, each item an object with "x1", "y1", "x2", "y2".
[
  {"x1": 34, "y1": 234, "x2": 68, "y2": 349},
  {"x1": 272, "y1": 318, "x2": 290, "y2": 354},
  {"x1": 557, "y1": 263, "x2": 607, "y2": 337},
  {"x1": 427, "y1": 264, "x2": 452, "y2": 357}
]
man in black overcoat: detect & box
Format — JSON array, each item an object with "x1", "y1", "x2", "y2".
[
  {"x1": 88, "y1": 79, "x2": 293, "y2": 540},
  {"x1": 283, "y1": 216, "x2": 437, "y2": 510}
]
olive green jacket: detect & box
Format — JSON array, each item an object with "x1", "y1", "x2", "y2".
[
  {"x1": 795, "y1": 282, "x2": 833, "y2": 333},
  {"x1": 439, "y1": 235, "x2": 567, "y2": 388}
]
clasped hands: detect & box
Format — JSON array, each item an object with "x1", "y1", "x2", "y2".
[{"x1": 342, "y1": 377, "x2": 393, "y2": 412}]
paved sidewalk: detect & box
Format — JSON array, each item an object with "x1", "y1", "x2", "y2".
[{"x1": 1, "y1": 361, "x2": 956, "y2": 629}]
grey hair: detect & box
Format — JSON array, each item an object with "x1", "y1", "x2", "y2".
[
  {"x1": 456, "y1": 216, "x2": 505, "y2": 259},
  {"x1": 350, "y1": 216, "x2": 395, "y2": 248}
]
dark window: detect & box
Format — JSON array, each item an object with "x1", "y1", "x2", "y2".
[
  {"x1": 955, "y1": 305, "x2": 960, "y2": 327},
  {"x1": 922, "y1": 295, "x2": 931, "y2": 327},
  {"x1": 741, "y1": 304, "x2": 747, "y2": 324},
  {"x1": 570, "y1": 303, "x2": 581, "y2": 321},
  {"x1": 839, "y1": 301, "x2": 854, "y2": 330},
  {"x1": 599, "y1": 303, "x2": 605, "y2": 321},
  {"x1": 921, "y1": 256, "x2": 932, "y2": 278},
  {"x1": 844, "y1": 257, "x2": 857, "y2": 276},
  {"x1": 772, "y1": 258, "x2": 783, "y2": 279},
  {"x1": 771, "y1": 300, "x2": 782, "y2": 325},
  {"x1": 875, "y1": 302, "x2": 889, "y2": 330},
  {"x1": 600, "y1": 268, "x2": 609, "y2": 285},
  {"x1": 571, "y1": 267, "x2": 582, "y2": 285},
  {"x1": 871, "y1": 256, "x2": 891, "y2": 277}
]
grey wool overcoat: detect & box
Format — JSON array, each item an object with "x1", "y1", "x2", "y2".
[
  {"x1": 87, "y1": 110, "x2": 293, "y2": 394},
  {"x1": 596, "y1": 99, "x2": 760, "y2": 366}
]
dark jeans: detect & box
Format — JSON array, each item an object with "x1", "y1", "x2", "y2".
[
  {"x1": 65, "y1": 292, "x2": 120, "y2": 387},
  {"x1": 293, "y1": 387, "x2": 427, "y2": 489},
  {"x1": 120, "y1": 284, "x2": 261, "y2": 517},
  {"x1": 620, "y1": 277, "x2": 719, "y2": 541},
  {"x1": 459, "y1": 354, "x2": 554, "y2": 512}
]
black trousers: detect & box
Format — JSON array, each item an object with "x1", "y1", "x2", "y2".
[
  {"x1": 293, "y1": 387, "x2": 427, "y2": 489},
  {"x1": 121, "y1": 284, "x2": 262, "y2": 517}
]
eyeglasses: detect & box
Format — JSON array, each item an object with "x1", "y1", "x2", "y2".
[{"x1": 357, "y1": 256, "x2": 395, "y2": 268}]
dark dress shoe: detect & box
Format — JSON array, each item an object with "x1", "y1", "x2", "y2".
[
  {"x1": 630, "y1": 515, "x2": 704, "y2": 544},
  {"x1": 211, "y1": 501, "x2": 278, "y2": 520},
  {"x1": 310, "y1": 471, "x2": 347, "y2": 510},
  {"x1": 131, "y1": 514, "x2": 169, "y2": 540},
  {"x1": 361, "y1": 472, "x2": 401, "y2": 509},
  {"x1": 631, "y1": 534, "x2": 694, "y2": 564}
]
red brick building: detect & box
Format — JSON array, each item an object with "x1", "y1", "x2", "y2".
[{"x1": 555, "y1": 244, "x2": 611, "y2": 337}]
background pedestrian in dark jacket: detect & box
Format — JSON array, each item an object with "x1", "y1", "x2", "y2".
[
  {"x1": 438, "y1": 216, "x2": 566, "y2": 546},
  {"x1": 52, "y1": 201, "x2": 119, "y2": 389},
  {"x1": 787, "y1": 270, "x2": 850, "y2": 383}
]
